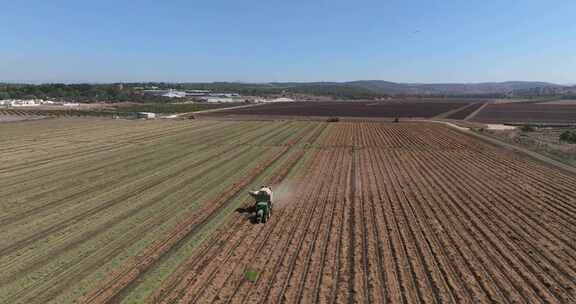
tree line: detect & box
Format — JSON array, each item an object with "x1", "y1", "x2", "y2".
[
  {"x1": 1, "y1": 82, "x2": 542, "y2": 102},
  {"x1": 0, "y1": 83, "x2": 171, "y2": 103}
]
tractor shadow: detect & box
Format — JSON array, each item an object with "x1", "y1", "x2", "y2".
[{"x1": 235, "y1": 206, "x2": 259, "y2": 224}]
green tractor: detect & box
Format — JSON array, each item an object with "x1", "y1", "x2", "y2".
[
  {"x1": 249, "y1": 186, "x2": 273, "y2": 224},
  {"x1": 255, "y1": 201, "x2": 271, "y2": 223}
]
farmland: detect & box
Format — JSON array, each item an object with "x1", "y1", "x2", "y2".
[
  {"x1": 1, "y1": 118, "x2": 576, "y2": 303},
  {"x1": 482, "y1": 126, "x2": 576, "y2": 168},
  {"x1": 473, "y1": 103, "x2": 576, "y2": 124},
  {"x1": 445, "y1": 102, "x2": 487, "y2": 120},
  {"x1": 0, "y1": 103, "x2": 238, "y2": 121},
  {"x1": 0, "y1": 108, "x2": 117, "y2": 119},
  {"x1": 203, "y1": 100, "x2": 481, "y2": 119},
  {"x1": 205, "y1": 100, "x2": 576, "y2": 125}
]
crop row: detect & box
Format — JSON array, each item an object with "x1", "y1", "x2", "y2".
[
  {"x1": 136, "y1": 121, "x2": 576, "y2": 304},
  {"x1": 3, "y1": 119, "x2": 575, "y2": 303},
  {"x1": 0, "y1": 119, "x2": 316, "y2": 303},
  {"x1": 75, "y1": 122, "x2": 319, "y2": 303}
]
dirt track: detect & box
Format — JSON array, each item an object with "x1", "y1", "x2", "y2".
[{"x1": 144, "y1": 122, "x2": 576, "y2": 303}]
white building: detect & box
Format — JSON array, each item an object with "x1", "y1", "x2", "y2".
[
  {"x1": 209, "y1": 93, "x2": 240, "y2": 98},
  {"x1": 200, "y1": 97, "x2": 237, "y2": 103},
  {"x1": 161, "y1": 91, "x2": 186, "y2": 98},
  {"x1": 0, "y1": 99, "x2": 60, "y2": 107},
  {"x1": 267, "y1": 97, "x2": 294, "y2": 103},
  {"x1": 137, "y1": 112, "x2": 156, "y2": 119},
  {"x1": 185, "y1": 90, "x2": 211, "y2": 96},
  {"x1": 0, "y1": 99, "x2": 40, "y2": 107},
  {"x1": 142, "y1": 89, "x2": 187, "y2": 98}
]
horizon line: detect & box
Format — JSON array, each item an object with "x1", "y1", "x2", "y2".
[{"x1": 0, "y1": 79, "x2": 572, "y2": 86}]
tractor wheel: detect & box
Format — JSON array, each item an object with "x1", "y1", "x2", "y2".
[{"x1": 256, "y1": 210, "x2": 263, "y2": 224}]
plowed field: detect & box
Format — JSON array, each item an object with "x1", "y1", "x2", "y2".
[
  {"x1": 473, "y1": 103, "x2": 576, "y2": 124},
  {"x1": 203, "y1": 101, "x2": 473, "y2": 119},
  {"x1": 1, "y1": 118, "x2": 575, "y2": 303}
]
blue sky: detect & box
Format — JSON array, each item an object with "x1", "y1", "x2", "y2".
[{"x1": 1, "y1": 0, "x2": 575, "y2": 83}]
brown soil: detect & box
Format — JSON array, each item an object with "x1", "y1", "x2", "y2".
[
  {"x1": 77, "y1": 125, "x2": 314, "y2": 303},
  {"x1": 473, "y1": 103, "x2": 576, "y2": 124},
  {"x1": 143, "y1": 122, "x2": 576, "y2": 303},
  {"x1": 202, "y1": 101, "x2": 475, "y2": 119}
]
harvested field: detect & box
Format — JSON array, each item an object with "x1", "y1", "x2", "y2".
[
  {"x1": 0, "y1": 114, "x2": 46, "y2": 122},
  {"x1": 0, "y1": 108, "x2": 116, "y2": 118},
  {"x1": 204, "y1": 101, "x2": 474, "y2": 119},
  {"x1": 1, "y1": 118, "x2": 576, "y2": 303},
  {"x1": 0, "y1": 103, "x2": 253, "y2": 119},
  {"x1": 0, "y1": 109, "x2": 50, "y2": 122},
  {"x1": 537, "y1": 100, "x2": 576, "y2": 105},
  {"x1": 0, "y1": 118, "x2": 316, "y2": 303},
  {"x1": 473, "y1": 103, "x2": 576, "y2": 124}
]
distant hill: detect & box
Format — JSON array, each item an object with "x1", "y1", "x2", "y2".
[
  {"x1": 180, "y1": 80, "x2": 563, "y2": 98},
  {"x1": 322, "y1": 80, "x2": 561, "y2": 96},
  {"x1": 2, "y1": 80, "x2": 569, "y2": 101}
]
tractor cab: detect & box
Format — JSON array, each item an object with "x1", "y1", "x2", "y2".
[{"x1": 249, "y1": 186, "x2": 273, "y2": 223}]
